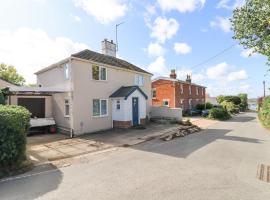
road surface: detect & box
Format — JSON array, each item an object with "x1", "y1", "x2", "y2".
[{"x1": 1, "y1": 112, "x2": 270, "y2": 200}]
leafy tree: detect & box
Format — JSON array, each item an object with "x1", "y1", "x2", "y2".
[
  {"x1": 238, "y1": 93, "x2": 248, "y2": 111},
  {"x1": 0, "y1": 63, "x2": 25, "y2": 85},
  {"x1": 231, "y1": 0, "x2": 270, "y2": 63},
  {"x1": 223, "y1": 96, "x2": 241, "y2": 105},
  {"x1": 217, "y1": 95, "x2": 225, "y2": 104}
]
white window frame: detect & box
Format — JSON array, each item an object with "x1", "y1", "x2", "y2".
[
  {"x1": 163, "y1": 99, "x2": 169, "y2": 107},
  {"x1": 92, "y1": 99, "x2": 108, "y2": 117},
  {"x1": 196, "y1": 87, "x2": 199, "y2": 95},
  {"x1": 135, "y1": 74, "x2": 144, "y2": 86},
  {"x1": 92, "y1": 65, "x2": 107, "y2": 81},
  {"x1": 180, "y1": 84, "x2": 183, "y2": 94},
  {"x1": 189, "y1": 85, "x2": 192, "y2": 95},
  {"x1": 152, "y1": 88, "x2": 157, "y2": 99},
  {"x1": 116, "y1": 100, "x2": 121, "y2": 110},
  {"x1": 180, "y1": 99, "x2": 184, "y2": 104},
  {"x1": 64, "y1": 99, "x2": 70, "y2": 117},
  {"x1": 189, "y1": 99, "x2": 192, "y2": 105},
  {"x1": 64, "y1": 63, "x2": 70, "y2": 80},
  {"x1": 201, "y1": 88, "x2": 204, "y2": 95}
]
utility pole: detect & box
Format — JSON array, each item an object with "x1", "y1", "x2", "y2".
[
  {"x1": 115, "y1": 22, "x2": 125, "y2": 52},
  {"x1": 263, "y1": 80, "x2": 266, "y2": 97}
]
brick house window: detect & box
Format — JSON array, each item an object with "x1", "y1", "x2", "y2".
[
  {"x1": 196, "y1": 87, "x2": 199, "y2": 95},
  {"x1": 163, "y1": 99, "x2": 169, "y2": 107},
  {"x1": 180, "y1": 99, "x2": 184, "y2": 104},
  {"x1": 189, "y1": 85, "x2": 192, "y2": 95},
  {"x1": 152, "y1": 88, "x2": 157, "y2": 99},
  {"x1": 92, "y1": 65, "x2": 107, "y2": 81},
  {"x1": 180, "y1": 84, "x2": 183, "y2": 94}
]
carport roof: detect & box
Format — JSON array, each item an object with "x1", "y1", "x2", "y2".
[
  {"x1": 8, "y1": 86, "x2": 70, "y2": 93},
  {"x1": 109, "y1": 86, "x2": 148, "y2": 100}
]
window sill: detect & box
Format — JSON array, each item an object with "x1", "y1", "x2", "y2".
[
  {"x1": 92, "y1": 79, "x2": 108, "y2": 82},
  {"x1": 64, "y1": 115, "x2": 70, "y2": 118},
  {"x1": 92, "y1": 115, "x2": 109, "y2": 118}
]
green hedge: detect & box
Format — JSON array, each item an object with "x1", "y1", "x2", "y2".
[
  {"x1": 208, "y1": 107, "x2": 231, "y2": 120},
  {"x1": 258, "y1": 97, "x2": 270, "y2": 127},
  {"x1": 221, "y1": 100, "x2": 240, "y2": 114},
  {"x1": 0, "y1": 90, "x2": 4, "y2": 105},
  {"x1": 0, "y1": 105, "x2": 31, "y2": 171},
  {"x1": 195, "y1": 102, "x2": 213, "y2": 110}
]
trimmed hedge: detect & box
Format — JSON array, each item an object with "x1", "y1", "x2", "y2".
[
  {"x1": 258, "y1": 97, "x2": 270, "y2": 127},
  {"x1": 208, "y1": 107, "x2": 231, "y2": 120},
  {"x1": 0, "y1": 105, "x2": 31, "y2": 171}
]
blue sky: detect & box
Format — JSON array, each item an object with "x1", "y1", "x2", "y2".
[{"x1": 0, "y1": 0, "x2": 268, "y2": 98}]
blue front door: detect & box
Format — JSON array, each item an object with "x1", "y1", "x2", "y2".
[{"x1": 132, "y1": 97, "x2": 139, "y2": 126}]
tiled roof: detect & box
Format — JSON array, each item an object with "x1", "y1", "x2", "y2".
[
  {"x1": 72, "y1": 49, "x2": 151, "y2": 75},
  {"x1": 109, "y1": 86, "x2": 148, "y2": 100},
  {"x1": 152, "y1": 77, "x2": 206, "y2": 88}
]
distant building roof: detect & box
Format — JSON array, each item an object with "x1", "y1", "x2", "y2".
[
  {"x1": 109, "y1": 86, "x2": 148, "y2": 100},
  {"x1": 35, "y1": 49, "x2": 152, "y2": 76},
  {"x1": 152, "y1": 76, "x2": 206, "y2": 88}
]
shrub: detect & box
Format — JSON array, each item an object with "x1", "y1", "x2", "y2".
[
  {"x1": 0, "y1": 90, "x2": 4, "y2": 105},
  {"x1": 208, "y1": 107, "x2": 231, "y2": 120},
  {"x1": 238, "y1": 93, "x2": 248, "y2": 111},
  {"x1": 0, "y1": 105, "x2": 31, "y2": 171},
  {"x1": 205, "y1": 102, "x2": 213, "y2": 109},
  {"x1": 221, "y1": 100, "x2": 240, "y2": 114},
  {"x1": 258, "y1": 97, "x2": 270, "y2": 127},
  {"x1": 196, "y1": 103, "x2": 205, "y2": 110},
  {"x1": 223, "y1": 96, "x2": 241, "y2": 105}
]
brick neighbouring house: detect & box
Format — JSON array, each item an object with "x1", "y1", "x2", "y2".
[{"x1": 152, "y1": 70, "x2": 206, "y2": 113}]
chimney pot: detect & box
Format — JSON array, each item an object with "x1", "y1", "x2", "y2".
[
  {"x1": 186, "y1": 74, "x2": 192, "y2": 83},
  {"x1": 170, "y1": 69, "x2": 177, "y2": 79}
]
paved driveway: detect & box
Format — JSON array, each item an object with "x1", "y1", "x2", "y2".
[{"x1": 1, "y1": 112, "x2": 270, "y2": 200}]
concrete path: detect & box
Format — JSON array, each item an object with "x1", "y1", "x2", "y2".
[{"x1": 1, "y1": 112, "x2": 270, "y2": 200}]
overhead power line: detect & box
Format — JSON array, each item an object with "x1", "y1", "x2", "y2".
[{"x1": 190, "y1": 43, "x2": 237, "y2": 70}]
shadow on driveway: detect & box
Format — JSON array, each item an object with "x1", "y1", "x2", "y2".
[
  {"x1": 0, "y1": 163, "x2": 63, "y2": 200},
  {"x1": 130, "y1": 128, "x2": 263, "y2": 159}
]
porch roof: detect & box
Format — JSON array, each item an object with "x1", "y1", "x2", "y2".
[{"x1": 109, "y1": 86, "x2": 148, "y2": 100}]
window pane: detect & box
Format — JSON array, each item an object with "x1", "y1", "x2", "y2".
[
  {"x1": 65, "y1": 104, "x2": 69, "y2": 116},
  {"x1": 92, "y1": 65, "x2": 99, "y2": 80},
  {"x1": 93, "y1": 99, "x2": 100, "y2": 116},
  {"x1": 116, "y1": 100, "x2": 120, "y2": 110},
  {"x1": 100, "y1": 67, "x2": 106, "y2": 80},
  {"x1": 101, "y1": 100, "x2": 107, "y2": 115}
]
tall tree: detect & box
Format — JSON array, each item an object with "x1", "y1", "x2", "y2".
[
  {"x1": 0, "y1": 63, "x2": 25, "y2": 85},
  {"x1": 231, "y1": 0, "x2": 270, "y2": 64}
]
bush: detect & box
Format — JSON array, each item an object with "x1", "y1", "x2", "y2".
[
  {"x1": 195, "y1": 102, "x2": 213, "y2": 110},
  {"x1": 0, "y1": 105, "x2": 31, "y2": 171},
  {"x1": 258, "y1": 97, "x2": 270, "y2": 127},
  {"x1": 238, "y1": 93, "x2": 248, "y2": 111},
  {"x1": 208, "y1": 107, "x2": 231, "y2": 120},
  {"x1": 0, "y1": 90, "x2": 4, "y2": 105},
  {"x1": 221, "y1": 100, "x2": 240, "y2": 114},
  {"x1": 223, "y1": 96, "x2": 241, "y2": 105}
]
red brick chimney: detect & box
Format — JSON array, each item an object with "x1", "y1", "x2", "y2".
[{"x1": 170, "y1": 69, "x2": 177, "y2": 79}]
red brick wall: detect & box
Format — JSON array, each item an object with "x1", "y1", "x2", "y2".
[
  {"x1": 113, "y1": 120, "x2": 132, "y2": 128},
  {"x1": 152, "y1": 80, "x2": 175, "y2": 108},
  {"x1": 152, "y1": 79, "x2": 206, "y2": 111}
]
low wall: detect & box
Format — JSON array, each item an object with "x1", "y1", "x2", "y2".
[{"x1": 150, "y1": 106, "x2": 182, "y2": 121}]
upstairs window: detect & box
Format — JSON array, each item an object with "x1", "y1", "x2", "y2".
[
  {"x1": 196, "y1": 87, "x2": 199, "y2": 95},
  {"x1": 92, "y1": 65, "x2": 107, "y2": 81},
  {"x1": 189, "y1": 85, "x2": 192, "y2": 95},
  {"x1": 135, "y1": 74, "x2": 144, "y2": 86},
  {"x1": 152, "y1": 88, "x2": 157, "y2": 99},
  {"x1": 64, "y1": 63, "x2": 70, "y2": 80},
  {"x1": 202, "y1": 88, "x2": 204, "y2": 95},
  {"x1": 64, "y1": 99, "x2": 70, "y2": 117},
  {"x1": 180, "y1": 84, "x2": 183, "y2": 94}
]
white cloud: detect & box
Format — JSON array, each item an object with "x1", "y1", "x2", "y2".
[
  {"x1": 0, "y1": 28, "x2": 88, "y2": 83},
  {"x1": 192, "y1": 73, "x2": 205, "y2": 81},
  {"x1": 217, "y1": 0, "x2": 245, "y2": 10},
  {"x1": 147, "y1": 56, "x2": 169, "y2": 76},
  {"x1": 75, "y1": 0, "x2": 127, "y2": 24},
  {"x1": 210, "y1": 16, "x2": 231, "y2": 33},
  {"x1": 206, "y1": 62, "x2": 248, "y2": 82},
  {"x1": 147, "y1": 42, "x2": 165, "y2": 57},
  {"x1": 70, "y1": 14, "x2": 82, "y2": 22},
  {"x1": 206, "y1": 62, "x2": 231, "y2": 80},
  {"x1": 150, "y1": 17, "x2": 179, "y2": 43},
  {"x1": 241, "y1": 48, "x2": 257, "y2": 58},
  {"x1": 227, "y1": 70, "x2": 248, "y2": 81},
  {"x1": 174, "y1": 42, "x2": 192, "y2": 55},
  {"x1": 157, "y1": 0, "x2": 205, "y2": 13}
]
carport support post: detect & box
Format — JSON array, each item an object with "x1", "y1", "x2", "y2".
[{"x1": 69, "y1": 91, "x2": 74, "y2": 138}]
